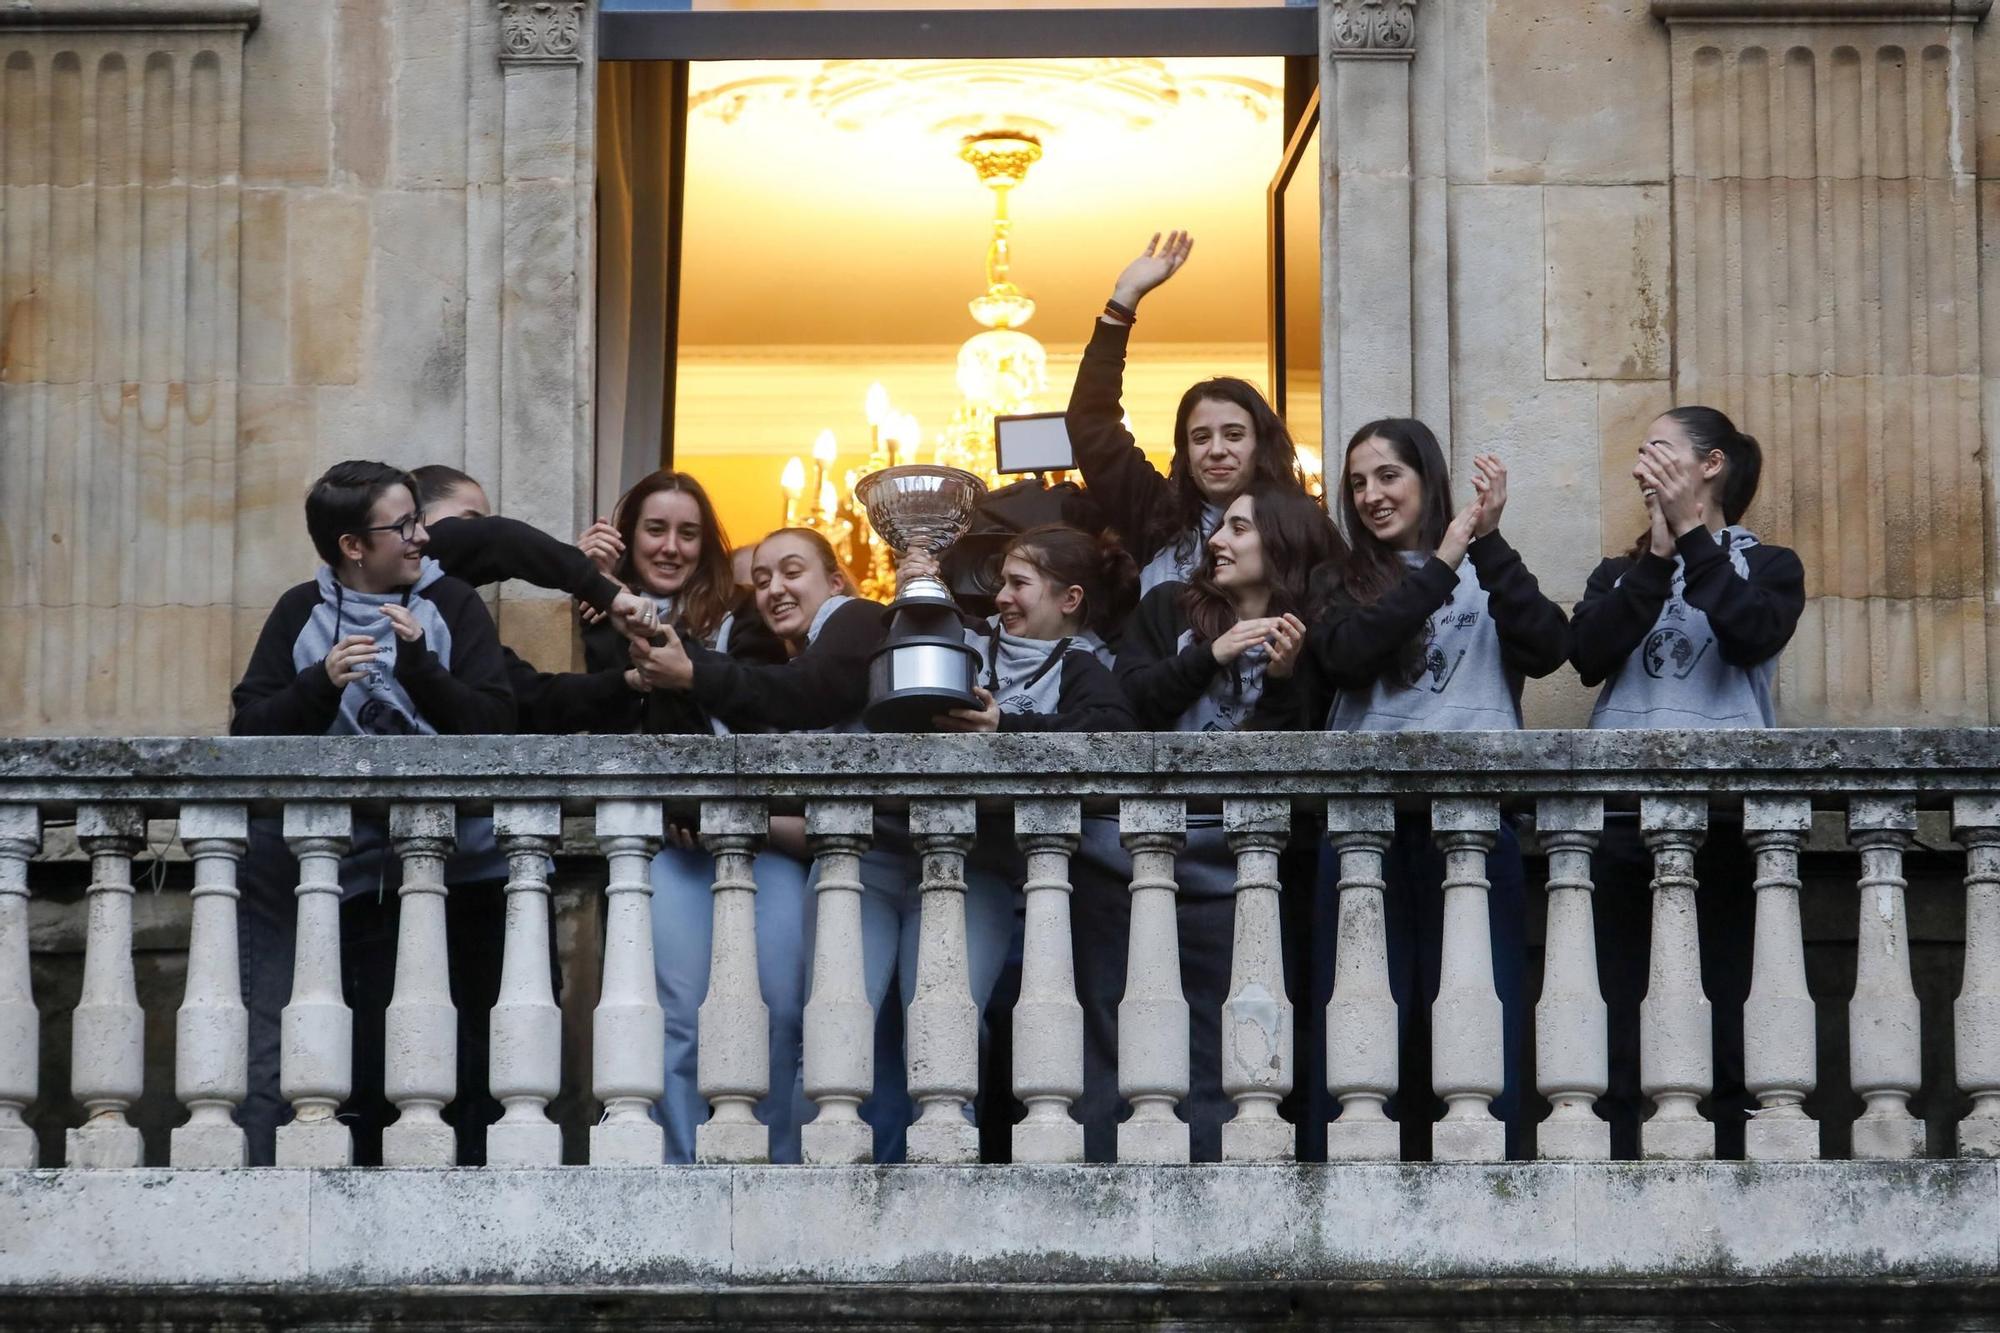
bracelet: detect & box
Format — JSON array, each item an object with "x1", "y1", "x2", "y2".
[{"x1": 1103, "y1": 298, "x2": 1137, "y2": 326}]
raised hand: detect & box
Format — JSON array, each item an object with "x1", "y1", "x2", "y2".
[
  {"x1": 1634, "y1": 441, "x2": 1707, "y2": 538},
  {"x1": 607, "y1": 588, "x2": 659, "y2": 639},
  {"x1": 323, "y1": 634, "x2": 378, "y2": 688},
  {"x1": 1264, "y1": 613, "x2": 1308, "y2": 680},
  {"x1": 380, "y1": 604, "x2": 423, "y2": 644},
  {"x1": 1211, "y1": 616, "x2": 1278, "y2": 667},
  {"x1": 1437, "y1": 493, "x2": 1485, "y2": 569},
  {"x1": 578, "y1": 517, "x2": 623, "y2": 577},
  {"x1": 1642, "y1": 486, "x2": 1674, "y2": 558},
  {"x1": 628, "y1": 623, "x2": 694, "y2": 691},
  {"x1": 1468, "y1": 454, "x2": 1508, "y2": 537},
  {"x1": 1110, "y1": 230, "x2": 1195, "y2": 310}
]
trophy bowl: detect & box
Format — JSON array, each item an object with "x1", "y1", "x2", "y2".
[{"x1": 853, "y1": 465, "x2": 989, "y2": 732}]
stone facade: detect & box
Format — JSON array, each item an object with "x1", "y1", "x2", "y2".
[{"x1": 1, "y1": 0, "x2": 1996, "y2": 733}]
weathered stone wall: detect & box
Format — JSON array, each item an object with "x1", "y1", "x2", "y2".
[{"x1": 1, "y1": 0, "x2": 1995, "y2": 736}]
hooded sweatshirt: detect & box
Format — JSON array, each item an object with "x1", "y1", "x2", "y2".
[
  {"x1": 683, "y1": 594, "x2": 886, "y2": 734},
  {"x1": 1114, "y1": 582, "x2": 1300, "y2": 734},
  {"x1": 1311, "y1": 531, "x2": 1568, "y2": 732},
  {"x1": 1064, "y1": 318, "x2": 1230, "y2": 595},
  {"x1": 230, "y1": 559, "x2": 516, "y2": 889},
  {"x1": 1572, "y1": 524, "x2": 1805, "y2": 729},
  {"x1": 964, "y1": 617, "x2": 1135, "y2": 732}
]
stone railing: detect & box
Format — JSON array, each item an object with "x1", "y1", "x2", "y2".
[
  {"x1": 3, "y1": 728, "x2": 1997, "y2": 1170},
  {"x1": 4, "y1": 730, "x2": 2000, "y2": 1308}
]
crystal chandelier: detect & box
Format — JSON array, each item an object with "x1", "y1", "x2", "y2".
[{"x1": 780, "y1": 129, "x2": 1050, "y2": 600}]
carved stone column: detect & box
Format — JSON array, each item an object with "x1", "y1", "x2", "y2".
[
  {"x1": 0, "y1": 3, "x2": 256, "y2": 733},
  {"x1": 1653, "y1": 0, "x2": 1994, "y2": 725},
  {"x1": 493, "y1": 0, "x2": 594, "y2": 674},
  {"x1": 1319, "y1": 0, "x2": 1418, "y2": 451}
]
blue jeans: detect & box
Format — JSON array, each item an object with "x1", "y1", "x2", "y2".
[
  {"x1": 649, "y1": 843, "x2": 812, "y2": 1164},
  {"x1": 819, "y1": 822, "x2": 1016, "y2": 1162}
]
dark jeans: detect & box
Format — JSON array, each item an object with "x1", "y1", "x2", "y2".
[
  {"x1": 1307, "y1": 815, "x2": 1530, "y2": 1160},
  {"x1": 1593, "y1": 818, "x2": 1755, "y2": 1159},
  {"x1": 238, "y1": 819, "x2": 510, "y2": 1166},
  {"x1": 1071, "y1": 821, "x2": 1310, "y2": 1163}
]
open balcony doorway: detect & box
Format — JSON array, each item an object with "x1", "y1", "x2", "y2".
[{"x1": 596, "y1": 10, "x2": 1321, "y2": 555}]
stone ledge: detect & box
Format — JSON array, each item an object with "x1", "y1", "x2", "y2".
[
  {"x1": 0, "y1": 1164, "x2": 1993, "y2": 1290},
  {"x1": 0, "y1": 1, "x2": 258, "y2": 28},
  {"x1": 1, "y1": 730, "x2": 1998, "y2": 811},
  {"x1": 1651, "y1": 0, "x2": 1992, "y2": 20}
]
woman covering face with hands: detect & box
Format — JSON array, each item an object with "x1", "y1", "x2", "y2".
[{"x1": 1567, "y1": 406, "x2": 1805, "y2": 1159}]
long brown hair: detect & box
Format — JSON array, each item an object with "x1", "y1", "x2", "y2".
[
  {"x1": 1182, "y1": 485, "x2": 1342, "y2": 646},
  {"x1": 1148, "y1": 378, "x2": 1309, "y2": 565},
  {"x1": 613, "y1": 470, "x2": 734, "y2": 645}
]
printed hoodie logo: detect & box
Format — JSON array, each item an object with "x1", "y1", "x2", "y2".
[
  {"x1": 998, "y1": 693, "x2": 1038, "y2": 715},
  {"x1": 1642, "y1": 627, "x2": 1712, "y2": 681}
]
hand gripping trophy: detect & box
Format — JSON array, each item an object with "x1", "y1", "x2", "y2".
[{"x1": 853, "y1": 465, "x2": 989, "y2": 732}]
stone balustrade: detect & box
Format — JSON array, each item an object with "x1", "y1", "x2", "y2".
[{"x1": 1, "y1": 729, "x2": 1997, "y2": 1174}]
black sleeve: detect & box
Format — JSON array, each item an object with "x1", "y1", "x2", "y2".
[
  {"x1": 1000, "y1": 650, "x2": 1137, "y2": 733},
  {"x1": 424, "y1": 514, "x2": 623, "y2": 613},
  {"x1": 685, "y1": 598, "x2": 884, "y2": 732},
  {"x1": 1678, "y1": 532, "x2": 1807, "y2": 668},
  {"x1": 1467, "y1": 531, "x2": 1570, "y2": 679},
  {"x1": 1063, "y1": 319, "x2": 1175, "y2": 564},
  {"x1": 580, "y1": 616, "x2": 627, "y2": 674},
  {"x1": 507, "y1": 646, "x2": 642, "y2": 735},
  {"x1": 1112, "y1": 584, "x2": 1219, "y2": 729},
  {"x1": 1306, "y1": 558, "x2": 1459, "y2": 690},
  {"x1": 392, "y1": 577, "x2": 518, "y2": 734},
  {"x1": 230, "y1": 583, "x2": 343, "y2": 736},
  {"x1": 1568, "y1": 553, "x2": 1672, "y2": 687},
  {"x1": 1245, "y1": 669, "x2": 1306, "y2": 732}
]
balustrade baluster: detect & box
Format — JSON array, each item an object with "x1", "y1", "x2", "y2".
[
  {"x1": 906, "y1": 798, "x2": 979, "y2": 1164},
  {"x1": 1012, "y1": 798, "x2": 1084, "y2": 1164},
  {"x1": 381, "y1": 803, "x2": 459, "y2": 1165},
  {"x1": 1535, "y1": 797, "x2": 1607, "y2": 1161},
  {"x1": 1742, "y1": 796, "x2": 1818, "y2": 1160},
  {"x1": 592, "y1": 799, "x2": 666, "y2": 1163},
  {"x1": 1325, "y1": 798, "x2": 1397, "y2": 1161},
  {"x1": 697, "y1": 800, "x2": 771, "y2": 1163},
  {"x1": 67, "y1": 804, "x2": 146, "y2": 1168},
  {"x1": 0, "y1": 805, "x2": 39, "y2": 1168},
  {"x1": 1639, "y1": 795, "x2": 1712, "y2": 1159},
  {"x1": 487, "y1": 801, "x2": 563, "y2": 1166},
  {"x1": 1955, "y1": 797, "x2": 2000, "y2": 1158},
  {"x1": 1118, "y1": 798, "x2": 1189, "y2": 1164},
  {"x1": 1430, "y1": 798, "x2": 1504, "y2": 1162},
  {"x1": 1221, "y1": 799, "x2": 1293, "y2": 1162},
  {"x1": 277, "y1": 802, "x2": 354, "y2": 1166},
  {"x1": 1849, "y1": 796, "x2": 1924, "y2": 1160},
  {"x1": 172, "y1": 803, "x2": 249, "y2": 1168},
  {"x1": 801, "y1": 800, "x2": 874, "y2": 1164}
]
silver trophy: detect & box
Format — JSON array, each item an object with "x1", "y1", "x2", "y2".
[{"x1": 854, "y1": 464, "x2": 989, "y2": 732}]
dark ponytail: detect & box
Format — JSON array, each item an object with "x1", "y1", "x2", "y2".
[
  {"x1": 1624, "y1": 405, "x2": 1764, "y2": 560},
  {"x1": 1003, "y1": 524, "x2": 1139, "y2": 638}
]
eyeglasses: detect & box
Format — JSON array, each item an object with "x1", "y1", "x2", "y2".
[{"x1": 358, "y1": 512, "x2": 423, "y2": 545}]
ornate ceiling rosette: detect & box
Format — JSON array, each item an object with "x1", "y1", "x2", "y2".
[{"x1": 688, "y1": 57, "x2": 1278, "y2": 141}]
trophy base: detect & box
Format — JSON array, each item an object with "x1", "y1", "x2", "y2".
[{"x1": 864, "y1": 684, "x2": 982, "y2": 734}]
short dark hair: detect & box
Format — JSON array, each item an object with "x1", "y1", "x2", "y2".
[
  {"x1": 305, "y1": 461, "x2": 418, "y2": 567},
  {"x1": 410, "y1": 463, "x2": 480, "y2": 511}
]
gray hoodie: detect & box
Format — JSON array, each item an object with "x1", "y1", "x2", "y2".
[
  {"x1": 1326, "y1": 553, "x2": 1522, "y2": 732},
  {"x1": 1587, "y1": 525, "x2": 1777, "y2": 729}
]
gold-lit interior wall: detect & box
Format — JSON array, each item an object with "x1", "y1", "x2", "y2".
[{"x1": 671, "y1": 56, "x2": 1288, "y2": 549}]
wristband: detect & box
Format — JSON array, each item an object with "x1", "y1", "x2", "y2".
[{"x1": 1103, "y1": 298, "x2": 1137, "y2": 326}]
